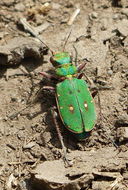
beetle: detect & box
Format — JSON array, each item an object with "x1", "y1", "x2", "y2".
[
  {"x1": 17, "y1": 22, "x2": 96, "y2": 141},
  {"x1": 40, "y1": 51, "x2": 96, "y2": 141}
]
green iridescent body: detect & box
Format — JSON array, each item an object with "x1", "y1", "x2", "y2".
[{"x1": 51, "y1": 52, "x2": 96, "y2": 140}]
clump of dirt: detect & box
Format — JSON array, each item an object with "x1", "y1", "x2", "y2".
[{"x1": 0, "y1": 0, "x2": 128, "y2": 190}]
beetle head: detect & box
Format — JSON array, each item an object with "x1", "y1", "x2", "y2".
[{"x1": 50, "y1": 52, "x2": 72, "y2": 67}]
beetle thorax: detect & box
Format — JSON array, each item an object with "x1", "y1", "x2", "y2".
[{"x1": 56, "y1": 64, "x2": 77, "y2": 77}]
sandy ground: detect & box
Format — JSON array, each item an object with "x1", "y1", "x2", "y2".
[{"x1": 0, "y1": 0, "x2": 128, "y2": 190}]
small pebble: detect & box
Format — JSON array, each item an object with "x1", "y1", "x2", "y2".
[
  {"x1": 17, "y1": 131, "x2": 24, "y2": 140},
  {"x1": 107, "y1": 69, "x2": 113, "y2": 76},
  {"x1": 91, "y1": 12, "x2": 98, "y2": 19},
  {"x1": 119, "y1": 97, "x2": 124, "y2": 102},
  {"x1": 23, "y1": 142, "x2": 36, "y2": 149},
  {"x1": 113, "y1": 14, "x2": 119, "y2": 20},
  {"x1": 5, "y1": 167, "x2": 9, "y2": 172},
  {"x1": 4, "y1": 117, "x2": 8, "y2": 121},
  {"x1": 27, "y1": 113, "x2": 34, "y2": 119},
  {"x1": 7, "y1": 150, "x2": 11, "y2": 153}
]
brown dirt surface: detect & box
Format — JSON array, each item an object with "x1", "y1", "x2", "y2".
[{"x1": 0, "y1": 0, "x2": 128, "y2": 190}]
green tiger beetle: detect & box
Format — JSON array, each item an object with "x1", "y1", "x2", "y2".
[{"x1": 40, "y1": 51, "x2": 97, "y2": 165}]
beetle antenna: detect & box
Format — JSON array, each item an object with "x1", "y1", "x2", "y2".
[
  {"x1": 62, "y1": 27, "x2": 72, "y2": 51},
  {"x1": 33, "y1": 34, "x2": 54, "y2": 55},
  {"x1": 73, "y1": 45, "x2": 78, "y2": 66},
  {"x1": 19, "y1": 18, "x2": 54, "y2": 55}
]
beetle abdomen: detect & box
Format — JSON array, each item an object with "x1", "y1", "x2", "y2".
[{"x1": 56, "y1": 78, "x2": 96, "y2": 139}]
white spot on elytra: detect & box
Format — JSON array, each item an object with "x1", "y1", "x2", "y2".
[
  {"x1": 84, "y1": 103, "x2": 88, "y2": 108},
  {"x1": 69, "y1": 106, "x2": 74, "y2": 111}
]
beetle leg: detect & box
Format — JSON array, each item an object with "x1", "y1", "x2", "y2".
[
  {"x1": 77, "y1": 72, "x2": 83, "y2": 79},
  {"x1": 91, "y1": 90, "x2": 98, "y2": 98},
  {"x1": 77, "y1": 58, "x2": 91, "y2": 73},
  {"x1": 77, "y1": 62, "x2": 87, "y2": 73},
  {"x1": 77, "y1": 72, "x2": 96, "y2": 90},
  {"x1": 51, "y1": 108, "x2": 72, "y2": 167},
  {"x1": 42, "y1": 86, "x2": 55, "y2": 91},
  {"x1": 39, "y1": 72, "x2": 59, "y2": 81}
]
